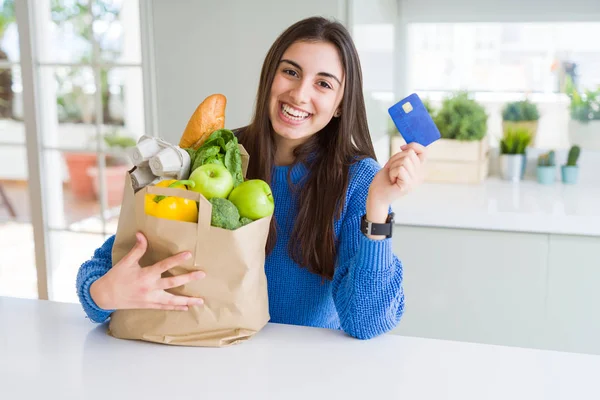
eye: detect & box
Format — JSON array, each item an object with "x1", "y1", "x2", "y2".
[
  {"x1": 317, "y1": 81, "x2": 333, "y2": 90},
  {"x1": 283, "y1": 69, "x2": 299, "y2": 78}
]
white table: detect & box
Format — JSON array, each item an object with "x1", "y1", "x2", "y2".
[{"x1": 1, "y1": 297, "x2": 599, "y2": 400}]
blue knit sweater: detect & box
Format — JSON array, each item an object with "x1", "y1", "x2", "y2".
[{"x1": 76, "y1": 157, "x2": 404, "y2": 340}]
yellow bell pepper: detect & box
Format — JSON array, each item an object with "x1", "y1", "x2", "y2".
[{"x1": 145, "y1": 179, "x2": 198, "y2": 223}]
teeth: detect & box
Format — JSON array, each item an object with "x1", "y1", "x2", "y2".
[{"x1": 282, "y1": 103, "x2": 309, "y2": 120}]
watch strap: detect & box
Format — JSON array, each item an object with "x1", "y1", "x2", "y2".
[{"x1": 361, "y1": 213, "x2": 395, "y2": 238}]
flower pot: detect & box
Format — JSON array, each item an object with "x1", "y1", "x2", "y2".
[
  {"x1": 536, "y1": 166, "x2": 556, "y2": 185},
  {"x1": 64, "y1": 152, "x2": 98, "y2": 201},
  {"x1": 561, "y1": 165, "x2": 579, "y2": 185},
  {"x1": 87, "y1": 165, "x2": 130, "y2": 208},
  {"x1": 499, "y1": 154, "x2": 524, "y2": 182},
  {"x1": 520, "y1": 154, "x2": 527, "y2": 179}
]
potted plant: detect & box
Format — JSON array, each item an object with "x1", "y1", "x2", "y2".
[
  {"x1": 565, "y1": 77, "x2": 600, "y2": 150},
  {"x1": 536, "y1": 150, "x2": 556, "y2": 184},
  {"x1": 87, "y1": 131, "x2": 137, "y2": 207},
  {"x1": 499, "y1": 126, "x2": 532, "y2": 182},
  {"x1": 561, "y1": 145, "x2": 581, "y2": 184},
  {"x1": 420, "y1": 91, "x2": 489, "y2": 184},
  {"x1": 501, "y1": 99, "x2": 540, "y2": 146}
]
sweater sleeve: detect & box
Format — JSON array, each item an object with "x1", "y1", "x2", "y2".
[
  {"x1": 75, "y1": 235, "x2": 116, "y2": 323},
  {"x1": 331, "y1": 159, "x2": 405, "y2": 340}
]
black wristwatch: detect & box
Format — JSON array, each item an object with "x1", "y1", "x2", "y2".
[{"x1": 360, "y1": 212, "x2": 395, "y2": 238}]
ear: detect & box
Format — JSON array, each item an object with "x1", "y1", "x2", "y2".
[{"x1": 334, "y1": 108, "x2": 342, "y2": 118}]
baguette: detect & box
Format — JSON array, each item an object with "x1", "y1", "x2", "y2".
[{"x1": 179, "y1": 94, "x2": 227, "y2": 149}]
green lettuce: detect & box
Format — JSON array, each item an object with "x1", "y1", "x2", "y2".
[{"x1": 185, "y1": 129, "x2": 243, "y2": 187}]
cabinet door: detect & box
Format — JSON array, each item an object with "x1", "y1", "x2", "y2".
[
  {"x1": 391, "y1": 226, "x2": 548, "y2": 349},
  {"x1": 545, "y1": 234, "x2": 600, "y2": 355}
]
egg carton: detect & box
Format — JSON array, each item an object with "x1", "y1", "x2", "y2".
[{"x1": 127, "y1": 135, "x2": 191, "y2": 190}]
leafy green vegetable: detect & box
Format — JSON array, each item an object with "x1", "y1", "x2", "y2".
[
  {"x1": 224, "y1": 139, "x2": 243, "y2": 186},
  {"x1": 185, "y1": 129, "x2": 243, "y2": 187},
  {"x1": 196, "y1": 146, "x2": 220, "y2": 165}
]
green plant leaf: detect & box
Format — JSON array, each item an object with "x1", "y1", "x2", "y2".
[
  {"x1": 433, "y1": 91, "x2": 487, "y2": 141},
  {"x1": 499, "y1": 126, "x2": 532, "y2": 154},
  {"x1": 186, "y1": 129, "x2": 243, "y2": 187}
]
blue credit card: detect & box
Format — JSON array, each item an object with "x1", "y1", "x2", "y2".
[{"x1": 388, "y1": 93, "x2": 441, "y2": 147}]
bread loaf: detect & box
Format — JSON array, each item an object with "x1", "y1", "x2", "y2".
[{"x1": 179, "y1": 94, "x2": 227, "y2": 149}]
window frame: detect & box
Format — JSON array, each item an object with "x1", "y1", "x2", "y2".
[{"x1": 13, "y1": 0, "x2": 156, "y2": 300}]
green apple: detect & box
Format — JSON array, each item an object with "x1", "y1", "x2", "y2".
[
  {"x1": 188, "y1": 163, "x2": 234, "y2": 199},
  {"x1": 227, "y1": 179, "x2": 274, "y2": 220}
]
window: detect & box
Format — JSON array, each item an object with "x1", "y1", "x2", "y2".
[
  {"x1": 0, "y1": 0, "x2": 148, "y2": 302},
  {"x1": 407, "y1": 22, "x2": 600, "y2": 94},
  {"x1": 351, "y1": 0, "x2": 600, "y2": 154},
  {"x1": 0, "y1": 0, "x2": 37, "y2": 299},
  {"x1": 406, "y1": 22, "x2": 600, "y2": 149}
]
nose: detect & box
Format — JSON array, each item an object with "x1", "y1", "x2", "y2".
[{"x1": 289, "y1": 79, "x2": 310, "y2": 105}]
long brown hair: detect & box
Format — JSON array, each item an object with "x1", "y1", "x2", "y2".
[{"x1": 237, "y1": 16, "x2": 376, "y2": 280}]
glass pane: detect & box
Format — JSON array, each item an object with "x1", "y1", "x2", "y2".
[
  {"x1": 38, "y1": 0, "x2": 93, "y2": 64},
  {"x1": 94, "y1": 66, "x2": 144, "y2": 235},
  {"x1": 84, "y1": 148, "x2": 129, "y2": 235},
  {"x1": 0, "y1": 0, "x2": 20, "y2": 62},
  {"x1": 43, "y1": 148, "x2": 127, "y2": 234},
  {"x1": 407, "y1": 22, "x2": 600, "y2": 94},
  {"x1": 40, "y1": 66, "x2": 145, "y2": 151},
  {"x1": 0, "y1": 66, "x2": 24, "y2": 144},
  {"x1": 352, "y1": 23, "x2": 395, "y2": 148},
  {"x1": 40, "y1": 66, "x2": 98, "y2": 150},
  {"x1": 0, "y1": 146, "x2": 37, "y2": 299},
  {"x1": 93, "y1": 0, "x2": 141, "y2": 64},
  {"x1": 351, "y1": 0, "x2": 397, "y2": 162},
  {"x1": 45, "y1": 148, "x2": 100, "y2": 232},
  {"x1": 49, "y1": 230, "x2": 106, "y2": 303},
  {"x1": 0, "y1": 143, "x2": 26, "y2": 181},
  {"x1": 407, "y1": 22, "x2": 600, "y2": 151},
  {"x1": 102, "y1": 67, "x2": 145, "y2": 138}
]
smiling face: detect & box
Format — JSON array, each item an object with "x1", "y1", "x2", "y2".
[{"x1": 268, "y1": 40, "x2": 345, "y2": 146}]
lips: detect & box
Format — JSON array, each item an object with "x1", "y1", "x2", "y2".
[
  {"x1": 279, "y1": 103, "x2": 312, "y2": 121},
  {"x1": 282, "y1": 103, "x2": 309, "y2": 118},
  {"x1": 279, "y1": 102, "x2": 312, "y2": 124}
]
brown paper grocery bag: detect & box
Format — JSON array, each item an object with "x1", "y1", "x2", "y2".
[{"x1": 107, "y1": 146, "x2": 271, "y2": 347}]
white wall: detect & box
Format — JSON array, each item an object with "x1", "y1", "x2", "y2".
[
  {"x1": 150, "y1": 0, "x2": 347, "y2": 144},
  {"x1": 351, "y1": 0, "x2": 396, "y2": 25}
]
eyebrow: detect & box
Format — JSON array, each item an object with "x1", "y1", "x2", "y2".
[{"x1": 280, "y1": 59, "x2": 342, "y2": 86}]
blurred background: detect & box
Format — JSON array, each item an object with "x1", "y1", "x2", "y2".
[{"x1": 0, "y1": 0, "x2": 598, "y2": 356}]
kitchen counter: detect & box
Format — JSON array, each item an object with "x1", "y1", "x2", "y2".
[
  {"x1": 1, "y1": 297, "x2": 600, "y2": 399},
  {"x1": 391, "y1": 177, "x2": 600, "y2": 236}
]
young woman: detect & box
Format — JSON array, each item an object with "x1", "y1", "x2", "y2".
[{"x1": 77, "y1": 16, "x2": 427, "y2": 340}]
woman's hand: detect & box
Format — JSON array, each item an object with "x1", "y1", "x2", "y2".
[
  {"x1": 365, "y1": 143, "x2": 427, "y2": 239},
  {"x1": 90, "y1": 232, "x2": 205, "y2": 311}
]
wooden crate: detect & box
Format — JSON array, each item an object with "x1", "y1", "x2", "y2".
[
  {"x1": 425, "y1": 138, "x2": 489, "y2": 184},
  {"x1": 390, "y1": 136, "x2": 490, "y2": 184}
]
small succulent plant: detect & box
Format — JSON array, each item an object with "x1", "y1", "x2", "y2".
[
  {"x1": 538, "y1": 150, "x2": 556, "y2": 167},
  {"x1": 566, "y1": 145, "x2": 581, "y2": 166}
]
